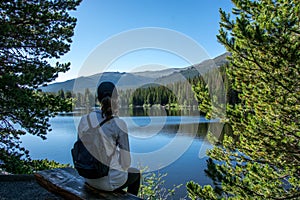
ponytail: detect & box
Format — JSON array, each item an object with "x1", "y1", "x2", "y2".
[
  {"x1": 100, "y1": 96, "x2": 118, "y2": 118},
  {"x1": 101, "y1": 96, "x2": 112, "y2": 118}
]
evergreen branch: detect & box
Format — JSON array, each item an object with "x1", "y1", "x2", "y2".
[{"x1": 247, "y1": 49, "x2": 295, "y2": 95}]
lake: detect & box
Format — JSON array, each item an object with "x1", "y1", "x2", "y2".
[{"x1": 21, "y1": 109, "x2": 224, "y2": 199}]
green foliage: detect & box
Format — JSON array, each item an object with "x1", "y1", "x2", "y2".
[
  {"x1": 192, "y1": 65, "x2": 235, "y2": 119},
  {"x1": 68, "y1": 79, "x2": 199, "y2": 110},
  {"x1": 0, "y1": 0, "x2": 81, "y2": 173},
  {"x1": 192, "y1": 64, "x2": 231, "y2": 119},
  {"x1": 192, "y1": 75, "x2": 212, "y2": 116},
  {"x1": 0, "y1": 149, "x2": 69, "y2": 174},
  {"x1": 139, "y1": 169, "x2": 183, "y2": 200},
  {"x1": 125, "y1": 81, "x2": 197, "y2": 108},
  {"x1": 187, "y1": 0, "x2": 300, "y2": 199},
  {"x1": 187, "y1": 182, "x2": 217, "y2": 200},
  {"x1": 130, "y1": 84, "x2": 178, "y2": 107}
]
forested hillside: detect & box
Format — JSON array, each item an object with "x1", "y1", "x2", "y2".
[
  {"x1": 50, "y1": 52, "x2": 231, "y2": 113},
  {"x1": 55, "y1": 62, "x2": 238, "y2": 118}
]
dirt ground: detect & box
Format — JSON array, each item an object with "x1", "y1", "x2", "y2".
[{"x1": 0, "y1": 174, "x2": 62, "y2": 200}]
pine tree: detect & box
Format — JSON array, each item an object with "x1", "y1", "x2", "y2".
[
  {"x1": 84, "y1": 88, "x2": 95, "y2": 108},
  {"x1": 187, "y1": 0, "x2": 300, "y2": 199},
  {"x1": 0, "y1": 0, "x2": 81, "y2": 172}
]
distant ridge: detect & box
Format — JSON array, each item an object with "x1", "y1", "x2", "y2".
[
  {"x1": 41, "y1": 52, "x2": 230, "y2": 93},
  {"x1": 156, "y1": 52, "x2": 230, "y2": 84}
]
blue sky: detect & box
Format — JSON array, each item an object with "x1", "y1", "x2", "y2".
[{"x1": 56, "y1": 0, "x2": 233, "y2": 82}]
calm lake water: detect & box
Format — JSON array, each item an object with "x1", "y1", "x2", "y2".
[{"x1": 21, "y1": 109, "x2": 224, "y2": 199}]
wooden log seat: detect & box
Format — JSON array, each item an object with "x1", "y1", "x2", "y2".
[{"x1": 34, "y1": 167, "x2": 142, "y2": 200}]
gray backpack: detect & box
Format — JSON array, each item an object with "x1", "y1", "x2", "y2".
[{"x1": 71, "y1": 115, "x2": 113, "y2": 179}]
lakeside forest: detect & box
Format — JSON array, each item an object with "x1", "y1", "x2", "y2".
[
  {"x1": 1, "y1": 0, "x2": 299, "y2": 199},
  {"x1": 54, "y1": 65, "x2": 236, "y2": 115}
]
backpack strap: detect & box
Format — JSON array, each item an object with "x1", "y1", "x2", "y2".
[
  {"x1": 86, "y1": 114, "x2": 93, "y2": 128},
  {"x1": 86, "y1": 113, "x2": 114, "y2": 128},
  {"x1": 98, "y1": 116, "x2": 114, "y2": 127}
]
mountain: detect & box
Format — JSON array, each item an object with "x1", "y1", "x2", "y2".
[
  {"x1": 41, "y1": 72, "x2": 156, "y2": 93},
  {"x1": 41, "y1": 52, "x2": 230, "y2": 93},
  {"x1": 156, "y1": 52, "x2": 230, "y2": 84},
  {"x1": 133, "y1": 68, "x2": 182, "y2": 78}
]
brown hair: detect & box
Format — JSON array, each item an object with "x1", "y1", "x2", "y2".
[
  {"x1": 100, "y1": 96, "x2": 118, "y2": 118},
  {"x1": 97, "y1": 82, "x2": 118, "y2": 118}
]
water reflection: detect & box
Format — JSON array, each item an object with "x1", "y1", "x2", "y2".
[
  {"x1": 119, "y1": 106, "x2": 201, "y2": 117},
  {"x1": 22, "y1": 108, "x2": 231, "y2": 199}
]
